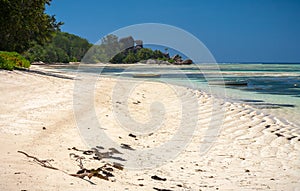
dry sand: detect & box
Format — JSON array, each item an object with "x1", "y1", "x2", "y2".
[{"x1": 0, "y1": 68, "x2": 300, "y2": 191}]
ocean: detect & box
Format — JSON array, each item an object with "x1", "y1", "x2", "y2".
[{"x1": 56, "y1": 63, "x2": 300, "y2": 127}]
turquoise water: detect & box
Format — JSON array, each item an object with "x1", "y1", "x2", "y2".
[{"x1": 56, "y1": 63, "x2": 300, "y2": 127}]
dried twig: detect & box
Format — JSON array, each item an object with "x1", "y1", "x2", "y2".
[
  {"x1": 69, "y1": 153, "x2": 85, "y2": 169},
  {"x1": 18, "y1": 151, "x2": 58, "y2": 170}
]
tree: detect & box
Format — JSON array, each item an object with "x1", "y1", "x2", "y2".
[
  {"x1": 123, "y1": 51, "x2": 137, "y2": 63},
  {"x1": 136, "y1": 48, "x2": 154, "y2": 60},
  {"x1": 0, "y1": 0, "x2": 63, "y2": 53},
  {"x1": 24, "y1": 31, "x2": 92, "y2": 63},
  {"x1": 110, "y1": 52, "x2": 126, "y2": 64},
  {"x1": 153, "y1": 50, "x2": 165, "y2": 59}
]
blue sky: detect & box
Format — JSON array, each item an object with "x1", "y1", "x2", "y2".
[{"x1": 46, "y1": 0, "x2": 300, "y2": 62}]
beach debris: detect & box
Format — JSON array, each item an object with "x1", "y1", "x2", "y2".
[
  {"x1": 69, "y1": 146, "x2": 125, "y2": 161},
  {"x1": 96, "y1": 146, "x2": 105, "y2": 150},
  {"x1": 83, "y1": 150, "x2": 94, "y2": 155},
  {"x1": 153, "y1": 187, "x2": 173, "y2": 191},
  {"x1": 104, "y1": 167, "x2": 114, "y2": 172},
  {"x1": 18, "y1": 151, "x2": 58, "y2": 170},
  {"x1": 265, "y1": 125, "x2": 271, "y2": 128},
  {"x1": 42, "y1": 127, "x2": 46, "y2": 130},
  {"x1": 109, "y1": 147, "x2": 123, "y2": 154},
  {"x1": 70, "y1": 147, "x2": 91, "y2": 153},
  {"x1": 287, "y1": 136, "x2": 297, "y2": 140},
  {"x1": 112, "y1": 162, "x2": 124, "y2": 170},
  {"x1": 18, "y1": 147, "x2": 125, "y2": 183},
  {"x1": 151, "y1": 175, "x2": 167, "y2": 181},
  {"x1": 275, "y1": 133, "x2": 284, "y2": 137},
  {"x1": 71, "y1": 147, "x2": 94, "y2": 155},
  {"x1": 128, "y1": 133, "x2": 137, "y2": 138},
  {"x1": 195, "y1": 169, "x2": 205, "y2": 172},
  {"x1": 69, "y1": 153, "x2": 85, "y2": 169},
  {"x1": 93, "y1": 149, "x2": 126, "y2": 161},
  {"x1": 132, "y1": 100, "x2": 141, "y2": 104},
  {"x1": 121, "y1": 143, "x2": 135, "y2": 150},
  {"x1": 70, "y1": 162, "x2": 120, "y2": 181},
  {"x1": 245, "y1": 169, "x2": 250, "y2": 173}
]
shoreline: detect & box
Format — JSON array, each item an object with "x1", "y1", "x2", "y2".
[{"x1": 0, "y1": 67, "x2": 299, "y2": 190}]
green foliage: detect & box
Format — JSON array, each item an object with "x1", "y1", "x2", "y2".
[
  {"x1": 136, "y1": 48, "x2": 154, "y2": 60},
  {"x1": 0, "y1": 0, "x2": 63, "y2": 53},
  {"x1": 0, "y1": 56, "x2": 14, "y2": 70},
  {"x1": 168, "y1": 59, "x2": 175, "y2": 63},
  {"x1": 157, "y1": 57, "x2": 175, "y2": 63},
  {"x1": 0, "y1": 51, "x2": 30, "y2": 70},
  {"x1": 109, "y1": 52, "x2": 126, "y2": 64},
  {"x1": 110, "y1": 47, "x2": 167, "y2": 64},
  {"x1": 153, "y1": 50, "x2": 165, "y2": 59},
  {"x1": 24, "y1": 32, "x2": 92, "y2": 63},
  {"x1": 123, "y1": 51, "x2": 137, "y2": 63}
]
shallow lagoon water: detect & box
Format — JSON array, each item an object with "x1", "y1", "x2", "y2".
[{"x1": 57, "y1": 63, "x2": 300, "y2": 127}]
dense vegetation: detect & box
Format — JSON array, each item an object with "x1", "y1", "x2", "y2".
[
  {"x1": 0, "y1": 0, "x2": 62, "y2": 53},
  {"x1": 110, "y1": 49, "x2": 173, "y2": 64},
  {"x1": 0, "y1": 0, "x2": 63, "y2": 70},
  {"x1": 0, "y1": 51, "x2": 30, "y2": 70},
  {"x1": 24, "y1": 32, "x2": 92, "y2": 63}
]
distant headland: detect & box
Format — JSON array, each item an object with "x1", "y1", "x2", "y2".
[
  {"x1": 84, "y1": 35, "x2": 193, "y2": 65},
  {"x1": 110, "y1": 36, "x2": 193, "y2": 65}
]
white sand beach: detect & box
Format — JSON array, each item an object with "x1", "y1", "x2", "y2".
[{"x1": 0, "y1": 67, "x2": 300, "y2": 190}]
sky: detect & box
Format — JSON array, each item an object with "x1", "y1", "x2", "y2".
[{"x1": 46, "y1": 0, "x2": 300, "y2": 63}]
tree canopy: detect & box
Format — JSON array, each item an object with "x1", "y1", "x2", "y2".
[
  {"x1": 24, "y1": 31, "x2": 92, "y2": 63},
  {"x1": 0, "y1": 0, "x2": 63, "y2": 53}
]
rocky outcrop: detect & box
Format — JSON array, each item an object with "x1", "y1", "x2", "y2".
[
  {"x1": 119, "y1": 36, "x2": 134, "y2": 49},
  {"x1": 134, "y1": 40, "x2": 143, "y2": 49},
  {"x1": 178, "y1": 59, "x2": 193, "y2": 65},
  {"x1": 119, "y1": 36, "x2": 144, "y2": 51},
  {"x1": 171, "y1": 54, "x2": 193, "y2": 65}
]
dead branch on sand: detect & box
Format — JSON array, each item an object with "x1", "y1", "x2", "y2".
[{"x1": 18, "y1": 149, "x2": 124, "y2": 183}]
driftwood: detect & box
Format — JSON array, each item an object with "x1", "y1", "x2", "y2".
[{"x1": 18, "y1": 151, "x2": 59, "y2": 170}]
